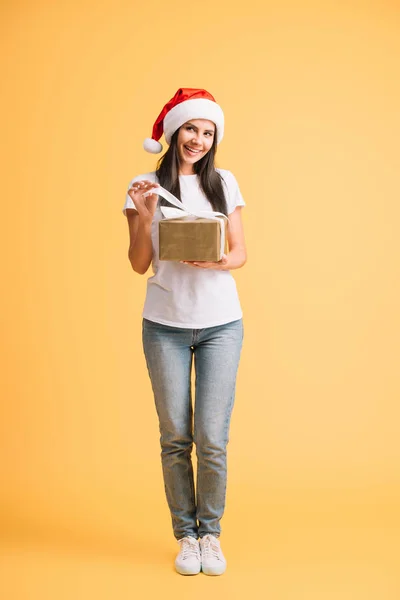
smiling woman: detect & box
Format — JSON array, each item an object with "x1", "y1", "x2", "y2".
[{"x1": 122, "y1": 87, "x2": 247, "y2": 576}]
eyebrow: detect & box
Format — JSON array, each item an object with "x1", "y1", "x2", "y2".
[{"x1": 186, "y1": 122, "x2": 215, "y2": 133}]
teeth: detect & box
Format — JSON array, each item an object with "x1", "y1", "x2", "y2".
[{"x1": 185, "y1": 146, "x2": 201, "y2": 153}]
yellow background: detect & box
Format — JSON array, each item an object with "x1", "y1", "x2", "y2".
[{"x1": 1, "y1": 0, "x2": 399, "y2": 597}]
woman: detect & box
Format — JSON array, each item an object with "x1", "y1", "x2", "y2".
[{"x1": 122, "y1": 88, "x2": 247, "y2": 576}]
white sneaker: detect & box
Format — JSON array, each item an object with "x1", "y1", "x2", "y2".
[
  {"x1": 200, "y1": 534, "x2": 227, "y2": 575},
  {"x1": 175, "y1": 536, "x2": 201, "y2": 575}
]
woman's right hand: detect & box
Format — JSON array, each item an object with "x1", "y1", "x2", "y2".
[{"x1": 128, "y1": 180, "x2": 160, "y2": 222}]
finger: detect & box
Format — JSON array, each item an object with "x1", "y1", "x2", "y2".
[
  {"x1": 143, "y1": 190, "x2": 159, "y2": 199},
  {"x1": 130, "y1": 180, "x2": 148, "y2": 190},
  {"x1": 129, "y1": 188, "x2": 144, "y2": 198},
  {"x1": 190, "y1": 262, "x2": 209, "y2": 268},
  {"x1": 128, "y1": 188, "x2": 141, "y2": 199},
  {"x1": 130, "y1": 180, "x2": 159, "y2": 194},
  {"x1": 179, "y1": 261, "x2": 199, "y2": 267},
  {"x1": 195, "y1": 262, "x2": 222, "y2": 268},
  {"x1": 142, "y1": 180, "x2": 157, "y2": 187}
]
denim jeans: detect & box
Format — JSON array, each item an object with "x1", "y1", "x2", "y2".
[{"x1": 142, "y1": 317, "x2": 244, "y2": 540}]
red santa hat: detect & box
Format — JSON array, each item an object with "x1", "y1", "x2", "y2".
[{"x1": 143, "y1": 88, "x2": 225, "y2": 154}]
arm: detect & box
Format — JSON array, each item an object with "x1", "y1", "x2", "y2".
[
  {"x1": 125, "y1": 180, "x2": 160, "y2": 275},
  {"x1": 222, "y1": 206, "x2": 247, "y2": 270},
  {"x1": 126, "y1": 209, "x2": 153, "y2": 275}
]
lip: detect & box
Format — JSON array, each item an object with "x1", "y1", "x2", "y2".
[{"x1": 184, "y1": 145, "x2": 202, "y2": 156}]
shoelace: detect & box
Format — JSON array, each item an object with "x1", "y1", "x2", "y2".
[
  {"x1": 201, "y1": 535, "x2": 223, "y2": 560},
  {"x1": 178, "y1": 537, "x2": 200, "y2": 561}
]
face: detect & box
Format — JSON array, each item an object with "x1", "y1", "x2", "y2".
[{"x1": 176, "y1": 119, "x2": 216, "y2": 171}]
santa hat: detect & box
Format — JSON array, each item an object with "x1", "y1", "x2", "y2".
[{"x1": 143, "y1": 88, "x2": 224, "y2": 154}]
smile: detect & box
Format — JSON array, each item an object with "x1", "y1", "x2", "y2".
[{"x1": 184, "y1": 145, "x2": 202, "y2": 155}]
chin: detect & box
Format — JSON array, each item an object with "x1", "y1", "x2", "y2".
[{"x1": 181, "y1": 150, "x2": 203, "y2": 163}]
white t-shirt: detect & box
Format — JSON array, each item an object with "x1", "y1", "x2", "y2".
[{"x1": 122, "y1": 168, "x2": 245, "y2": 328}]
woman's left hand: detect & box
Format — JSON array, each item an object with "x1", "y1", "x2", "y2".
[{"x1": 180, "y1": 254, "x2": 229, "y2": 270}]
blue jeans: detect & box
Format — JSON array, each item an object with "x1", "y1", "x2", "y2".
[{"x1": 142, "y1": 317, "x2": 244, "y2": 540}]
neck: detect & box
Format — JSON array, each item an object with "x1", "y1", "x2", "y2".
[{"x1": 178, "y1": 163, "x2": 195, "y2": 176}]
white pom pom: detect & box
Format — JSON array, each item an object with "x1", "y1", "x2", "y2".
[{"x1": 143, "y1": 138, "x2": 163, "y2": 153}]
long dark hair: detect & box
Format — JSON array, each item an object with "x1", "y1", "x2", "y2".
[{"x1": 155, "y1": 126, "x2": 228, "y2": 216}]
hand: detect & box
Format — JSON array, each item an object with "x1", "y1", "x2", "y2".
[
  {"x1": 180, "y1": 254, "x2": 229, "y2": 270},
  {"x1": 128, "y1": 180, "x2": 160, "y2": 221}
]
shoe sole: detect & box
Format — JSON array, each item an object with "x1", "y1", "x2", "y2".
[
  {"x1": 175, "y1": 567, "x2": 201, "y2": 575},
  {"x1": 175, "y1": 560, "x2": 201, "y2": 576},
  {"x1": 201, "y1": 566, "x2": 226, "y2": 576}
]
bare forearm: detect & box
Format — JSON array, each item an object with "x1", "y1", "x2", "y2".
[
  {"x1": 222, "y1": 246, "x2": 247, "y2": 270},
  {"x1": 128, "y1": 218, "x2": 153, "y2": 274}
]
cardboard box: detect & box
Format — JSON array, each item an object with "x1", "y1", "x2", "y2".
[{"x1": 159, "y1": 217, "x2": 227, "y2": 262}]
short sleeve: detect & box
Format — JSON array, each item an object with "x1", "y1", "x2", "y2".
[
  {"x1": 219, "y1": 170, "x2": 246, "y2": 215},
  {"x1": 122, "y1": 172, "x2": 157, "y2": 216}
]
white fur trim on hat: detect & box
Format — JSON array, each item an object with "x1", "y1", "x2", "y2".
[
  {"x1": 163, "y1": 98, "x2": 224, "y2": 145},
  {"x1": 143, "y1": 138, "x2": 163, "y2": 153}
]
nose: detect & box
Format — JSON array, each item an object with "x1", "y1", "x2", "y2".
[{"x1": 191, "y1": 133, "x2": 202, "y2": 146}]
